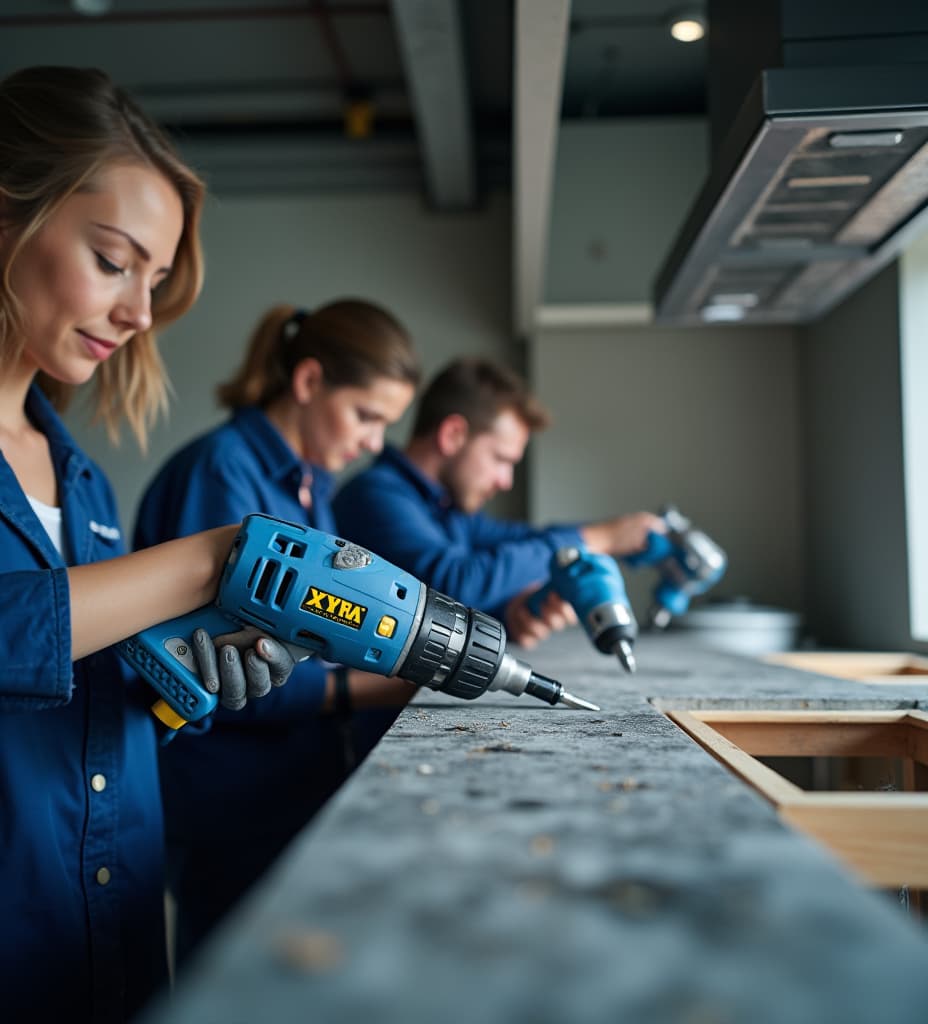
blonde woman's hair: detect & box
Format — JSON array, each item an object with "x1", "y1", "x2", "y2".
[
  {"x1": 217, "y1": 299, "x2": 421, "y2": 410},
  {"x1": 0, "y1": 65, "x2": 205, "y2": 450}
]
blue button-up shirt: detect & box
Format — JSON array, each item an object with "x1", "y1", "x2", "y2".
[
  {"x1": 0, "y1": 386, "x2": 166, "y2": 1024},
  {"x1": 133, "y1": 406, "x2": 340, "y2": 846},
  {"x1": 332, "y1": 445, "x2": 583, "y2": 619}
]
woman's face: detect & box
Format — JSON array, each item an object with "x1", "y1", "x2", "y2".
[
  {"x1": 4, "y1": 161, "x2": 183, "y2": 385},
  {"x1": 300, "y1": 376, "x2": 415, "y2": 472}
]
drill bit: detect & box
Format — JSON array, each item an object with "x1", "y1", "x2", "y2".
[
  {"x1": 523, "y1": 670, "x2": 600, "y2": 711},
  {"x1": 490, "y1": 655, "x2": 599, "y2": 709},
  {"x1": 557, "y1": 689, "x2": 601, "y2": 711},
  {"x1": 615, "y1": 639, "x2": 636, "y2": 674}
]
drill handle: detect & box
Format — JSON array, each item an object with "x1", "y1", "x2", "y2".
[
  {"x1": 526, "y1": 546, "x2": 634, "y2": 625},
  {"x1": 525, "y1": 579, "x2": 555, "y2": 619},
  {"x1": 623, "y1": 529, "x2": 675, "y2": 569},
  {"x1": 525, "y1": 544, "x2": 595, "y2": 618},
  {"x1": 118, "y1": 604, "x2": 238, "y2": 739}
]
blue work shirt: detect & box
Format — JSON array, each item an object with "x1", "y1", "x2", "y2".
[
  {"x1": 133, "y1": 406, "x2": 342, "y2": 847},
  {"x1": 0, "y1": 385, "x2": 166, "y2": 1024},
  {"x1": 332, "y1": 445, "x2": 583, "y2": 619}
]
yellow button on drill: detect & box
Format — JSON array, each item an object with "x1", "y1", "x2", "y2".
[{"x1": 376, "y1": 615, "x2": 397, "y2": 639}]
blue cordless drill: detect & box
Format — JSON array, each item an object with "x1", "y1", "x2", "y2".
[
  {"x1": 118, "y1": 514, "x2": 599, "y2": 737},
  {"x1": 624, "y1": 504, "x2": 727, "y2": 629},
  {"x1": 527, "y1": 546, "x2": 638, "y2": 673},
  {"x1": 525, "y1": 507, "x2": 726, "y2": 672}
]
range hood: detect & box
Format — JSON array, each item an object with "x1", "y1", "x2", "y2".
[{"x1": 654, "y1": 59, "x2": 928, "y2": 325}]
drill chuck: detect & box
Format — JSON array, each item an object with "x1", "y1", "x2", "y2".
[
  {"x1": 398, "y1": 588, "x2": 600, "y2": 710},
  {"x1": 587, "y1": 606, "x2": 638, "y2": 657},
  {"x1": 397, "y1": 589, "x2": 507, "y2": 700}
]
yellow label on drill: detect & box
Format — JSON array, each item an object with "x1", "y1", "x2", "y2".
[{"x1": 300, "y1": 585, "x2": 368, "y2": 629}]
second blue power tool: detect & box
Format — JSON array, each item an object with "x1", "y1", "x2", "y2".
[{"x1": 528, "y1": 546, "x2": 638, "y2": 673}]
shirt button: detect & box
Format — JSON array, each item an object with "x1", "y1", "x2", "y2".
[
  {"x1": 91, "y1": 774, "x2": 107, "y2": 792},
  {"x1": 96, "y1": 867, "x2": 111, "y2": 886}
]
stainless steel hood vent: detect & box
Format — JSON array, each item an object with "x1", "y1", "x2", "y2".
[{"x1": 654, "y1": 64, "x2": 928, "y2": 324}]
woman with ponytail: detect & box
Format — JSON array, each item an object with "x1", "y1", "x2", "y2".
[{"x1": 133, "y1": 298, "x2": 420, "y2": 966}]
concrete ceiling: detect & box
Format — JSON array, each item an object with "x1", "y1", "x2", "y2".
[{"x1": 0, "y1": 0, "x2": 707, "y2": 333}]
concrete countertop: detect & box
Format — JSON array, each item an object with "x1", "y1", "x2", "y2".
[{"x1": 143, "y1": 631, "x2": 928, "y2": 1024}]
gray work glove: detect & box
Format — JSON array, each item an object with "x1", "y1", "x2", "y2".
[{"x1": 191, "y1": 626, "x2": 298, "y2": 711}]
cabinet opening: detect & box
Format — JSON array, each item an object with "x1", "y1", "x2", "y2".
[{"x1": 663, "y1": 709, "x2": 928, "y2": 898}]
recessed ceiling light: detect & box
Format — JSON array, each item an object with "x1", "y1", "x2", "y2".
[
  {"x1": 701, "y1": 304, "x2": 746, "y2": 323},
  {"x1": 787, "y1": 175, "x2": 872, "y2": 188},
  {"x1": 669, "y1": 10, "x2": 706, "y2": 43},
  {"x1": 829, "y1": 131, "x2": 904, "y2": 149},
  {"x1": 71, "y1": 0, "x2": 112, "y2": 14},
  {"x1": 709, "y1": 292, "x2": 760, "y2": 308}
]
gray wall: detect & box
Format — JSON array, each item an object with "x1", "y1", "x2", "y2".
[
  {"x1": 800, "y1": 263, "x2": 923, "y2": 651},
  {"x1": 65, "y1": 189, "x2": 520, "y2": 532},
  {"x1": 529, "y1": 323, "x2": 804, "y2": 622},
  {"x1": 544, "y1": 117, "x2": 708, "y2": 304}
]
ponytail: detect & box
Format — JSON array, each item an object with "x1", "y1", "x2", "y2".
[{"x1": 217, "y1": 299, "x2": 420, "y2": 411}]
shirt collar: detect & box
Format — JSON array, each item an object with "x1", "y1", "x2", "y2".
[
  {"x1": 232, "y1": 405, "x2": 302, "y2": 480},
  {"x1": 232, "y1": 405, "x2": 334, "y2": 499},
  {"x1": 379, "y1": 444, "x2": 450, "y2": 508},
  {"x1": 26, "y1": 384, "x2": 92, "y2": 484},
  {"x1": 0, "y1": 385, "x2": 94, "y2": 567},
  {"x1": 308, "y1": 463, "x2": 334, "y2": 502}
]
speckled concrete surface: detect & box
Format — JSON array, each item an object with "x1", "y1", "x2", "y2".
[{"x1": 142, "y1": 631, "x2": 928, "y2": 1023}]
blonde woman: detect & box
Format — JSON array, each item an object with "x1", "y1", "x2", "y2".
[{"x1": 0, "y1": 66, "x2": 293, "y2": 1021}]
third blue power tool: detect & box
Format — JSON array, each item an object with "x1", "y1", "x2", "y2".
[
  {"x1": 624, "y1": 504, "x2": 727, "y2": 629},
  {"x1": 527, "y1": 546, "x2": 638, "y2": 673}
]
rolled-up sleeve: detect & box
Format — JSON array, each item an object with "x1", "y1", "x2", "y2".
[{"x1": 0, "y1": 567, "x2": 73, "y2": 709}]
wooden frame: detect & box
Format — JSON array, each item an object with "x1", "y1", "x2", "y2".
[
  {"x1": 664, "y1": 709, "x2": 928, "y2": 888},
  {"x1": 764, "y1": 650, "x2": 928, "y2": 683}
]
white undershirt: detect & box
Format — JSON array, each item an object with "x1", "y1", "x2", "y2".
[{"x1": 27, "y1": 493, "x2": 65, "y2": 557}]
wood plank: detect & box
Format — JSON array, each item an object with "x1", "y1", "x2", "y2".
[
  {"x1": 903, "y1": 758, "x2": 928, "y2": 793},
  {"x1": 903, "y1": 712, "x2": 928, "y2": 767},
  {"x1": 675, "y1": 710, "x2": 928, "y2": 764},
  {"x1": 688, "y1": 710, "x2": 918, "y2": 759},
  {"x1": 690, "y1": 710, "x2": 908, "y2": 724},
  {"x1": 708, "y1": 721, "x2": 908, "y2": 758},
  {"x1": 765, "y1": 650, "x2": 928, "y2": 682},
  {"x1": 780, "y1": 797, "x2": 928, "y2": 887},
  {"x1": 665, "y1": 710, "x2": 802, "y2": 805}
]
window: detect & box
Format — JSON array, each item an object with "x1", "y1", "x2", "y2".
[{"x1": 900, "y1": 231, "x2": 928, "y2": 640}]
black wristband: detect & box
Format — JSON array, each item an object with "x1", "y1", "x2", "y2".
[
  {"x1": 333, "y1": 666, "x2": 352, "y2": 717},
  {"x1": 332, "y1": 666, "x2": 357, "y2": 774}
]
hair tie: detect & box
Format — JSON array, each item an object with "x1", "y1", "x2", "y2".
[{"x1": 281, "y1": 309, "x2": 308, "y2": 344}]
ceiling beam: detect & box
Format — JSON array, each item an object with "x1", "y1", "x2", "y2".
[
  {"x1": 176, "y1": 134, "x2": 424, "y2": 195},
  {"x1": 513, "y1": 0, "x2": 570, "y2": 339},
  {"x1": 390, "y1": 0, "x2": 475, "y2": 209}
]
